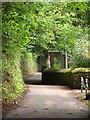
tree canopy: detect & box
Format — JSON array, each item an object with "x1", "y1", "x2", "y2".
[{"x1": 2, "y1": 2, "x2": 89, "y2": 56}]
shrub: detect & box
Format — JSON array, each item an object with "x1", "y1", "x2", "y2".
[
  {"x1": 71, "y1": 53, "x2": 90, "y2": 68},
  {"x1": 2, "y1": 55, "x2": 25, "y2": 101},
  {"x1": 52, "y1": 57, "x2": 61, "y2": 71}
]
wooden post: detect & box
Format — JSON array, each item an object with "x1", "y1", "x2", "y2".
[
  {"x1": 48, "y1": 54, "x2": 51, "y2": 69},
  {"x1": 81, "y1": 77, "x2": 84, "y2": 93},
  {"x1": 85, "y1": 78, "x2": 88, "y2": 99}
]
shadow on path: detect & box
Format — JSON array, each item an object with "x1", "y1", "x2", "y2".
[
  {"x1": 24, "y1": 72, "x2": 69, "y2": 86},
  {"x1": 24, "y1": 72, "x2": 42, "y2": 85},
  {"x1": 24, "y1": 72, "x2": 63, "y2": 86}
]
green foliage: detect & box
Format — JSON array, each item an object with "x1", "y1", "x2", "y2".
[
  {"x1": 71, "y1": 53, "x2": 90, "y2": 68},
  {"x1": 2, "y1": 2, "x2": 89, "y2": 56},
  {"x1": 2, "y1": 54, "x2": 24, "y2": 101},
  {"x1": 20, "y1": 52, "x2": 38, "y2": 79},
  {"x1": 52, "y1": 57, "x2": 61, "y2": 70},
  {"x1": 70, "y1": 27, "x2": 89, "y2": 67}
]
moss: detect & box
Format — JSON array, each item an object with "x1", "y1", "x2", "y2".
[
  {"x1": 72, "y1": 67, "x2": 90, "y2": 73},
  {"x1": 43, "y1": 67, "x2": 90, "y2": 89},
  {"x1": 88, "y1": 100, "x2": 90, "y2": 106},
  {"x1": 43, "y1": 69, "x2": 59, "y2": 72},
  {"x1": 59, "y1": 68, "x2": 73, "y2": 73}
]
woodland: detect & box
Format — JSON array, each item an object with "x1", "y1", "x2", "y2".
[{"x1": 2, "y1": 2, "x2": 90, "y2": 101}]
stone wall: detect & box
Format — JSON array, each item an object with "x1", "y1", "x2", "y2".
[{"x1": 42, "y1": 70, "x2": 90, "y2": 89}]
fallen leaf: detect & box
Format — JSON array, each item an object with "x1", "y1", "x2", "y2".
[
  {"x1": 34, "y1": 110, "x2": 37, "y2": 112},
  {"x1": 44, "y1": 107, "x2": 48, "y2": 110},
  {"x1": 24, "y1": 105, "x2": 29, "y2": 108},
  {"x1": 68, "y1": 113, "x2": 73, "y2": 115},
  {"x1": 80, "y1": 109, "x2": 85, "y2": 111},
  {"x1": 59, "y1": 110, "x2": 62, "y2": 111},
  {"x1": 44, "y1": 112, "x2": 47, "y2": 114}
]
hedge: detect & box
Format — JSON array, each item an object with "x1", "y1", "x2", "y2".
[{"x1": 42, "y1": 68, "x2": 90, "y2": 89}]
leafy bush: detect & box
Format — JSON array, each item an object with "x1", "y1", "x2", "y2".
[
  {"x1": 51, "y1": 57, "x2": 61, "y2": 71},
  {"x1": 2, "y1": 55, "x2": 25, "y2": 101},
  {"x1": 71, "y1": 53, "x2": 90, "y2": 68}
]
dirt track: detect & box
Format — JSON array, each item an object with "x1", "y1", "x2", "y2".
[{"x1": 3, "y1": 72, "x2": 89, "y2": 118}]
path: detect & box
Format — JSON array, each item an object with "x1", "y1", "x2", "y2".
[
  {"x1": 3, "y1": 72, "x2": 89, "y2": 118},
  {"x1": 24, "y1": 72, "x2": 42, "y2": 84}
]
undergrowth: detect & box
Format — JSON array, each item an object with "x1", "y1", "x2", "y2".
[{"x1": 2, "y1": 55, "x2": 25, "y2": 102}]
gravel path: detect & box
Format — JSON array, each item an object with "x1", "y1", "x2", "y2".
[
  {"x1": 3, "y1": 72, "x2": 89, "y2": 118},
  {"x1": 4, "y1": 85, "x2": 88, "y2": 118}
]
